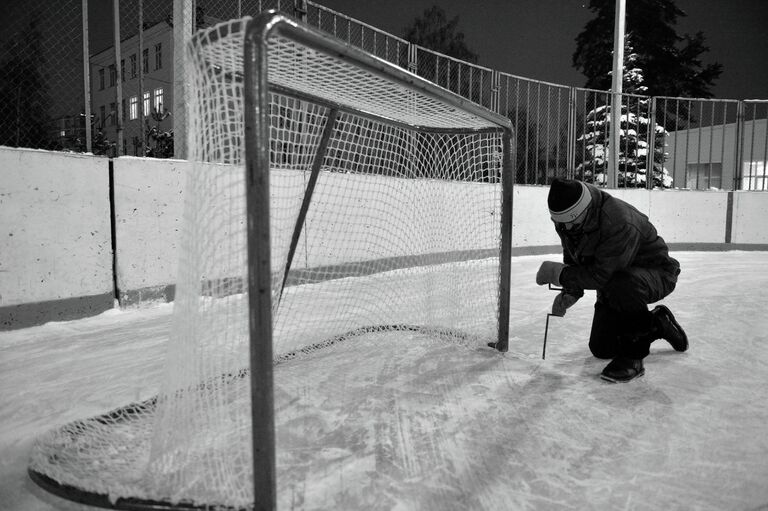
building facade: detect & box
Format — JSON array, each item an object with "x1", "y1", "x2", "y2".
[
  {"x1": 666, "y1": 118, "x2": 767, "y2": 191},
  {"x1": 90, "y1": 20, "x2": 174, "y2": 157}
]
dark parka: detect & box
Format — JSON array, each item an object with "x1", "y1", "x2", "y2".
[{"x1": 557, "y1": 183, "x2": 679, "y2": 296}]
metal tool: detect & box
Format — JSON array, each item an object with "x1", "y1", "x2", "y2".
[{"x1": 542, "y1": 284, "x2": 563, "y2": 360}]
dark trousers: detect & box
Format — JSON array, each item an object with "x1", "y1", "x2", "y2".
[{"x1": 588, "y1": 267, "x2": 678, "y2": 360}]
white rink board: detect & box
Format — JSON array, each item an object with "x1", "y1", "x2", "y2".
[
  {"x1": 649, "y1": 189, "x2": 728, "y2": 243},
  {"x1": 112, "y1": 156, "x2": 187, "y2": 293},
  {"x1": 0, "y1": 148, "x2": 112, "y2": 305},
  {"x1": 731, "y1": 191, "x2": 768, "y2": 243}
]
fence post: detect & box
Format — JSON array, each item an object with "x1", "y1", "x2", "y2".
[
  {"x1": 173, "y1": 0, "x2": 193, "y2": 160},
  {"x1": 646, "y1": 96, "x2": 657, "y2": 189},
  {"x1": 295, "y1": 0, "x2": 308, "y2": 22},
  {"x1": 567, "y1": 87, "x2": 577, "y2": 177},
  {"x1": 113, "y1": 0, "x2": 124, "y2": 156},
  {"x1": 734, "y1": 100, "x2": 744, "y2": 190},
  {"x1": 407, "y1": 43, "x2": 418, "y2": 74},
  {"x1": 138, "y1": 0, "x2": 145, "y2": 157},
  {"x1": 491, "y1": 70, "x2": 500, "y2": 115},
  {"x1": 82, "y1": 0, "x2": 92, "y2": 153}
]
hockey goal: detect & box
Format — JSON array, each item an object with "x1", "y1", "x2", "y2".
[{"x1": 29, "y1": 11, "x2": 514, "y2": 510}]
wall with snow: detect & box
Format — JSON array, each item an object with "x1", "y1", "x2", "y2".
[
  {"x1": 0, "y1": 147, "x2": 113, "y2": 328},
  {"x1": 2, "y1": 146, "x2": 767, "y2": 328}
]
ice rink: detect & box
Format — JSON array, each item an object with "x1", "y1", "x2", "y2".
[{"x1": 1, "y1": 251, "x2": 767, "y2": 510}]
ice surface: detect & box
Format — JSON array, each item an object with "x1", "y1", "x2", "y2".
[{"x1": 1, "y1": 251, "x2": 767, "y2": 510}]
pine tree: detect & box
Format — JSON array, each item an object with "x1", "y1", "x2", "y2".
[
  {"x1": 402, "y1": 6, "x2": 480, "y2": 100},
  {"x1": 576, "y1": 42, "x2": 673, "y2": 188},
  {"x1": 573, "y1": 0, "x2": 722, "y2": 99},
  {"x1": 402, "y1": 6, "x2": 478, "y2": 63}
]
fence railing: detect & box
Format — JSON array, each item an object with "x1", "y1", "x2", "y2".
[{"x1": 1, "y1": 0, "x2": 766, "y2": 190}]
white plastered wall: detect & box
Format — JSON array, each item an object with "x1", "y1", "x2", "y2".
[
  {"x1": 112, "y1": 156, "x2": 187, "y2": 300},
  {"x1": 0, "y1": 147, "x2": 112, "y2": 306},
  {"x1": 731, "y1": 191, "x2": 768, "y2": 244},
  {"x1": 2, "y1": 146, "x2": 768, "y2": 322}
]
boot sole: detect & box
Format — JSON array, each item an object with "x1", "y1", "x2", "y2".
[{"x1": 600, "y1": 367, "x2": 645, "y2": 383}]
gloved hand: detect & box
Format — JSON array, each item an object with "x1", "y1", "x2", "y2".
[
  {"x1": 551, "y1": 291, "x2": 580, "y2": 317},
  {"x1": 536, "y1": 261, "x2": 565, "y2": 286}
]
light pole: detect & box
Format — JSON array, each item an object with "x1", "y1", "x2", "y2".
[{"x1": 609, "y1": 0, "x2": 626, "y2": 188}]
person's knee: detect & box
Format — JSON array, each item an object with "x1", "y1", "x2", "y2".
[{"x1": 589, "y1": 337, "x2": 616, "y2": 359}]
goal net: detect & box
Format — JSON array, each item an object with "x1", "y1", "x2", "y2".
[{"x1": 29, "y1": 12, "x2": 513, "y2": 510}]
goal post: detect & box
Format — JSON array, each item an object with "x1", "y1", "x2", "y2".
[
  {"x1": 28, "y1": 11, "x2": 514, "y2": 511},
  {"x1": 241, "y1": 13, "x2": 514, "y2": 508}
]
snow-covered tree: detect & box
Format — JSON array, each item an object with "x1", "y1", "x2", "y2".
[{"x1": 575, "y1": 43, "x2": 672, "y2": 188}]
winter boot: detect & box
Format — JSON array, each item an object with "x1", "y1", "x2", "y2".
[
  {"x1": 600, "y1": 357, "x2": 645, "y2": 383},
  {"x1": 652, "y1": 305, "x2": 688, "y2": 352}
]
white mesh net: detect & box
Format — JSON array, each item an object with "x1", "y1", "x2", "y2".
[{"x1": 29, "y1": 16, "x2": 510, "y2": 509}]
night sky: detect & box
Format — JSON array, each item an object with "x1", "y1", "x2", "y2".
[
  {"x1": 318, "y1": 0, "x2": 768, "y2": 101},
  {"x1": 85, "y1": 0, "x2": 768, "y2": 101}
]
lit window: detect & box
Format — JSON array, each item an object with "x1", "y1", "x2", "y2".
[
  {"x1": 742, "y1": 161, "x2": 768, "y2": 191},
  {"x1": 686, "y1": 163, "x2": 723, "y2": 190},
  {"x1": 155, "y1": 43, "x2": 162, "y2": 70},
  {"x1": 153, "y1": 88, "x2": 163, "y2": 113},
  {"x1": 143, "y1": 91, "x2": 150, "y2": 116},
  {"x1": 129, "y1": 96, "x2": 138, "y2": 120}
]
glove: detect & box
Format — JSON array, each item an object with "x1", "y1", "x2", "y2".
[
  {"x1": 536, "y1": 261, "x2": 565, "y2": 286},
  {"x1": 551, "y1": 291, "x2": 580, "y2": 317}
]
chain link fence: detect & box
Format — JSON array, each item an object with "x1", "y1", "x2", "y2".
[
  {"x1": 1, "y1": 0, "x2": 766, "y2": 190},
  {"x1": 0, "y1": 0, "x2": 87, "y2": 152}
]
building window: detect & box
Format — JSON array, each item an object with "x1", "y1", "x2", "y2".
[
  {"x1": 130, "y1": 54, "x2": 137, "y2": 78},
  {"x1": 154, "y1": 43, "x2": 162, "y2": 70},
  {"x1": 109, "y1": 102, "x2": 116, "y2": 126},
  {"x1": 109, "y1": 64, "x2": 116, "y2": 87},
  {"x1": 686, "y1": 163, "x2": 722, "y2": 190},
  {"x1": 142, "y1": 48, "x2": 149, "y2": 74},
  {"x1": 129, "y1": 96, "x2": 138, "y2": 120},
  {"x1": 100, "y1": 105, "x2": 106, "y2": 128},
  {"x1": 121, "y1": 99, "x2": 126, "y2": 123},
  {"x1": 120, "y1": 59, "x2": 125, "y2": 82},
  {"x1": 98, "y1": 69, "x2": 105, "y2": 90},
  {"x1": 143, "y1": 91, "x2": 151, "y2": 116},
  {"x1": 153, "y1": 88, "x2": 164, "y2": 113},
  {"x1": 742, "y1": 161, "x2": 768, "y2": 191}
]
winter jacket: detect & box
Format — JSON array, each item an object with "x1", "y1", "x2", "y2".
[{"x1": 557, "y1": 183, "x2": 680, "y2": 295}]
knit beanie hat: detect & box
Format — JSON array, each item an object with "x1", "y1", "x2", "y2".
[{"x1": 548, "y1": 178, "x2": 592, "y2": 223}]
